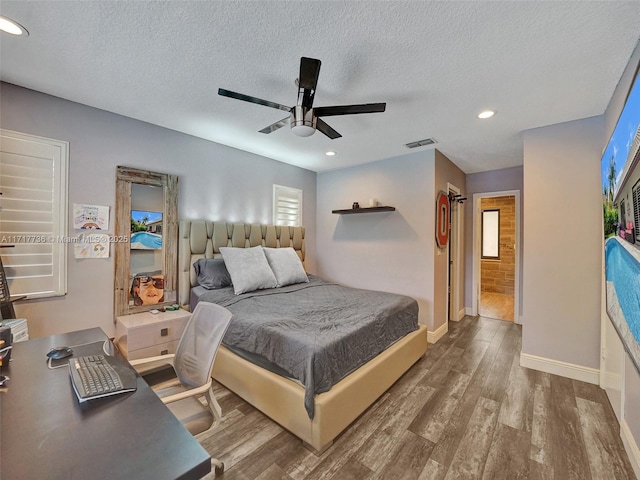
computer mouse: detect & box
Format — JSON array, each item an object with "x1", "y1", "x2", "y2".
[{"x1": 47, "y1": 346, "x2": 73, "y2": 360}]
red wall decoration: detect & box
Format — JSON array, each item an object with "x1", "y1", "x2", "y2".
[{"x1": 436, "y1": 191, "x2": 450, "y2": 248}]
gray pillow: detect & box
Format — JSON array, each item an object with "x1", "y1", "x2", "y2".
[
  {"x1": 193, "y1": 258, "x2": 232, "y2": 290},
  {"x1": 220, "y1": 246, "x2": 277, "y2": 295},
  {"x1": 263, "y1": 247, "x2": 308, "y2": 287}
]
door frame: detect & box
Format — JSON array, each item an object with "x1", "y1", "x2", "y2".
[
  {"x1": 447, "y1": 183, "x2": 464, "y2": 322},
  {"x1": 472, "y1": 190, "x2": 521, "y2": 324}
]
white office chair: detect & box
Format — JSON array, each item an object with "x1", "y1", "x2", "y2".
[{"x1": 130, "y1": 302, "x2": 232, "y2": 476}]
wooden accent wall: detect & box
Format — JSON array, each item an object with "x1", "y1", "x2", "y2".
[{"x1": 481, "y1": 196, "x2": 516, "y2": 294}]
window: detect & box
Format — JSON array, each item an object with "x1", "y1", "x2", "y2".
[
  {"x1": 0, "y1": 130, "x2": 68, "y2": 299},
  {"x1": 634, "y1": 179, "x2": 640, "y2": 239},
  {"x1": 273, "y1": 185, "x2": 302, "y2": 227},
  {"x1": 481, "y1": 209, "x2": 500, "y2": 259}
]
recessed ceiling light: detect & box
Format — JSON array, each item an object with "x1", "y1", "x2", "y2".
[
  {"x1": 0, "y1": 15, "x2": 29, "y2": 36},
  {"x1": 478, "y1": 110, "x2": 496, "y2": 119},
  {"x1": 325, "y1": 151, "x2": 336, "y2": 156}
]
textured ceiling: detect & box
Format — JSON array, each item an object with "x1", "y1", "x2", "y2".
[{"x1": 1, "y1": 1, "x2": 639, "y2": 173}]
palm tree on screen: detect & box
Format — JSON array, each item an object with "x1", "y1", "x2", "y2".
[{"x1": 607, "y1": 155, "x2": 616, "y2": 205}]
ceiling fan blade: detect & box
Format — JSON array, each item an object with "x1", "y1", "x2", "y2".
[
  {"x1": 298, "y1": 57, "x2": 321, "y2": 90},
  {"x1": 218, "y1": 88, "x2": 291, "y2": 112},
  {"x1": 298, "y1": 57, "x2": 321, "y2": 110},
  {"x1": 259, "y1": 116, "x2": 290, "y2": 134},
  {"x1": 314, "y1": 103, "x2": 386, "y2": 117},
  {"x1": 316, "y1": 118, "x2": 342, "y2": 139}
]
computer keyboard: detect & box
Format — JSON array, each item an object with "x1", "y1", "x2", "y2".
[{"x1": 69, "y1": 354, "x2": 137, "y2": 403}]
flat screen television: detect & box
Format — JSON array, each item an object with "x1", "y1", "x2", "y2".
[
  {"x1": 601, "y1": 60, "x2": 640, "y2": 371},
  {"x1": 130, "y1": 210, "x2": 163, "y2": 250}
]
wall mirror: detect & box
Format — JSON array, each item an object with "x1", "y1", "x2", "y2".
[{"x1": 114, "y1": 166, "x2": 178, "y2": 318}]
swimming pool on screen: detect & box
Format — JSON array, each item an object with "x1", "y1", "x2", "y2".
[
  {"x1": 606, "y1": 237, "x2": 640, "y2": 343},
  {"x1": 130, "y1": 231, "x2": 162, "y2": 250}
]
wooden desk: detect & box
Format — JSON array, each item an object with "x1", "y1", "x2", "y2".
[{"x1": 0, "y1": 327, "x2": 211, "y2": 480}]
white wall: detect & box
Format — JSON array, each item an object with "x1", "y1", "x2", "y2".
[
  {"x1": 316, "y1": 151, "x2": 436, "y2": 329},
  {"x1": 522, "y1": 116, "x2": 603, "y2": 370},
  {"x1": 0, "y1": 82, "x2": 316, "y2": 338}
]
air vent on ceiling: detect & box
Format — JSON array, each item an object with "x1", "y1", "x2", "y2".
[{"x1": 405, "y1": 137, "x2": 437, "y2": 149}]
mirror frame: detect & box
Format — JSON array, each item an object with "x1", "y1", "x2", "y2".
[{"x1": 114, "y1": 166, "x2": 178, "y2": 318}]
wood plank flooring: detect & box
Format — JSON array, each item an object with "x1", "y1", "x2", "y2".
[
  {"x1": 201, "y1": 316, "x2": 636, "y2": 479},
  {"x1": 479, "y1": 293, "x2": 514, "y2": 322}
]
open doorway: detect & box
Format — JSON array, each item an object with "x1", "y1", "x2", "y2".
[{"x1": 472, "y1": 191, "x2": 520, "y2": 323}]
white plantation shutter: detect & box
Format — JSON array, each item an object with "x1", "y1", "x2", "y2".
[
  {"x1": 273, "y1": 185, "x2": 302, "y2": 227},
  {"x1": 634, "y1": 180, "x2": 640, "y2": 238},
  {"x1": 0, "y1": 130, "x2": 68, "y2": 299}
]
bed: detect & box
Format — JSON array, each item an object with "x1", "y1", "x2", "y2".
[{"x1": 178, "y1": 220, "x2": 428, "y2": 453}]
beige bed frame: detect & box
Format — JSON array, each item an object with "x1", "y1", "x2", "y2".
[{"x1": 179, "y1": 220, "x2": 428, "y2": 453}]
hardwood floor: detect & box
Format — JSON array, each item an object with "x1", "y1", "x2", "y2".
[
  {"x1": 201, "y1": 316, "x2": 636, "y2": 479},
  {"x1": 479, "y1": 292, "x2": 514, "y2": 322}
]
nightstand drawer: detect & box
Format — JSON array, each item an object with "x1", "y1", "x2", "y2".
[
  {"x1": 115, "y1": 309, "x2": 190, "y2": 360},
  {"x1": 127, "y1": 340, "x2": 180, "y2": 360},
  {"x1": 127, "y1": 317, "x2": 185, "y2": 351}
]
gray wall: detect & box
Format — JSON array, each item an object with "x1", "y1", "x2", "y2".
[
  {"x1": 316, "y1": 148, "x2": 466, "y2": 335},
  {"x1": 522, "y1": 115, "x2": 603, "y2": 368},
  {"x1": 0, "y1": 82, "x2": 316, "y2": 338},
  {"x1": 464, "y1": 166, "x2": 524, "y2": 316},
  {"x1": 316, "y1": 150, "x2": 436, "y2": 328}
]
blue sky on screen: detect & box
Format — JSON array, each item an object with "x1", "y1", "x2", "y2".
[
  {"x1": 601, "y1": 71, "x2": 640, "y2": 195},
  {"x1": 131, "y1": 210, "x2": 162, "y2": 223}
]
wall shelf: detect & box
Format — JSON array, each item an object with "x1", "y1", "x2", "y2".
[{"x1": 332, "y1": 206, "x2": 396, "y2": 215}]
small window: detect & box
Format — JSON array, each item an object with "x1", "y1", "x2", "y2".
[
  {"x1": 481, "y1": 209, "x2": 500, "y2": 259},
  {"x1": 273, "y1": 185, "x2": 302, "y2": 227},
  {"x1": 0, "y1": 130, "x2": 69, "y2": 299}
]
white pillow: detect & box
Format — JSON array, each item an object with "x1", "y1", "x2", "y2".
[
  {"x1": 263, "y1": 247, "x2": 308, "y2": 287},
  {"x1": 219, "y1": 246, "x2": 277, "y2": 295}
]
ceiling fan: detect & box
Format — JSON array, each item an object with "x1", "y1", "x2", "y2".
[{"x1": 218, "y1": 57, "x2": 386, "y2": 139}]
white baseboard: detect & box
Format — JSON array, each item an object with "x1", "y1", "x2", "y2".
[
  {"x1": 519, "y1": 353, "x2": 600, "y2": 385},
  {"x1": 449, "y1": 308, "x2": 465, "y2": 322},
  {"x1": 428, "y1": 322, "x2": 448, "y2": 344},
  {"x1": 464, "y1": 307, "x2": 474, "y2": 316},
  {"x1": 621, "y1": 418, "x2": 640, "y2": 479}
]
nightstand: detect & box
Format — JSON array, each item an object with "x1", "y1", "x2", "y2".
[{"x1": 115, "y1": 308, "x2": 190, "y2": 360}]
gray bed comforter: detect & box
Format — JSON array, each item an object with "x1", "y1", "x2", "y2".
[{"x1": 198, "y1": 275, "x2": 418, "y2": 418}]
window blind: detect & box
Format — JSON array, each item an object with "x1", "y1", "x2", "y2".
[
  {"x1": 273, "y1": 185, "x2": 303, "y2": 227},
  {"x1": 0, "y1": 130, "x2": 68, "y2": 299}
]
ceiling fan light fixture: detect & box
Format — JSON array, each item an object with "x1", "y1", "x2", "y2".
[
  {"x1": 0, "y1": 15, "x2": 29, "y2": 36},
  {"x1": 291, "y1": 124, "x2": 316, "y2": 137},
  {"x1": 291, "y1": 105, "x2": 316, "y2": 137}
]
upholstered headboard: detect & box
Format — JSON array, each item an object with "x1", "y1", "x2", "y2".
[{"x1": 178, "y1": 220, "x2": 305, "y2": 309}]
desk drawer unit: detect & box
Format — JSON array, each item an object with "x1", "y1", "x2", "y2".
[{"x1": 116, "y1": 309, "x2": 190, "y2": 360}]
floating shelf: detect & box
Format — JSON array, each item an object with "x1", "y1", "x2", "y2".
[{"x1": 332, "y1": 206, "x2": 396, "y2": 215}]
